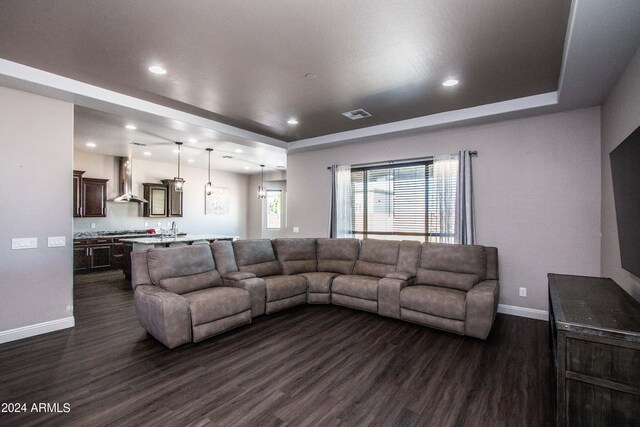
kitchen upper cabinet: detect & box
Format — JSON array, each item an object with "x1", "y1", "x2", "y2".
[
  {"x1": 73, "y1": 170, "x2": 84, "y2": 217},
  {"x1": 82, "y1": 178, "x2": 108, "y2": 217},
  {"x1": 73, "y1": 172, "x2": 108, "y2": 218},
  {"x1": 142, "y1": 180, "x2": 183, "y2": 217},
  {"x1": 162, "y1": 179, "x2": 183, "y2": 217},
  {"x1": 142, "y1": 183, "x2": 168, "y2": 217}
]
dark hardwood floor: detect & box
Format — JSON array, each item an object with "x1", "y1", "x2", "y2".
[{"x1": 0, "y1": 271, "x2": 554, "y2": 426}]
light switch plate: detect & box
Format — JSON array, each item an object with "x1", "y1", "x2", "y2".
[
  {"x1": 12, "y1": 237, "x2": 38, "y2": 250},
  {"x1": 90, "y1": 223, "x2": 96, "y2": 229},
  {"x1": 48, "y1": 236, "x2": 66, "y2": 247}
]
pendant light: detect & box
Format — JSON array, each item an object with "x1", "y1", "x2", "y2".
[
  {"x1": 205, "y1": 148, "x2": 213, "y2": 196},
  {"x1": 257, "y1": 164, "x2": 266, "y2": 199},
  {"x1": 174, "y1": 142, "x2": 184, "y2": 192}
]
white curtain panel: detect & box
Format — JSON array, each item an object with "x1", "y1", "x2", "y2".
[
  {"x1": 455, "y1": 150, "x2": 476, "y2": 245},
  {"x1": 329, "y1": 164, "x2": 353, "y2": 238},
  {"x1": 432, "y1": 154, "x2": 458, "y2": 243}
]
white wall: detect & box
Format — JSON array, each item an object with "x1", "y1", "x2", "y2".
[
  {"x1": 246, "y1": 170, "x2": 287, "y2": 239},
  {"x1": 0, "y1": 86, "x2": 74, "y2": 336},
  {"x1": 287, "y1": 108, "x2": 602, "y2": 312},
  {"x1": 73, "y1": 151, "x2": 249, "y2": 237},
  {"x1": 601, "y1": 43, "x2": 640, "y2": 301}
]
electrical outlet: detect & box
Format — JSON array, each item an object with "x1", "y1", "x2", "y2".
[
  {"x1": 519, "y1": 287, "x2": 527, "y2": 297},
  {"x1": 144, "y1": 221, "x2": 149, "y2": 227},
  {"x1": 167, "y1": 221, "x2": 172, "y2": 227},
  {"x1": 292, "y1": 227, "x2": 300, "y2": 234},
  {"x1": 90, "y1": 223, "x2": 96, "y2": 229},
  {"x1": 48, "y1": 236, "x2": 66, "y2": 247},
  {"x1": 157, "y1": 222, "x2": 162, "y2": 227},
  {"x1": 12, "y1": 237, "x2": 38, "y2": 250}
]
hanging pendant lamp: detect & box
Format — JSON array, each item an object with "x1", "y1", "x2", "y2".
[
  {"x1": 205, "y1": 148, "x2": 213, "y2": 196},
  {"x1": 258, "y1": 164, "x2": 266, "y2": 199},
  {"x1": 174, "y1": 142, "x2": 184, "y2": 192}
]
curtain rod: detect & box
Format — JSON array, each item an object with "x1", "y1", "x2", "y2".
[{"x1": 326, "y1": 151, "x2": 477, "y2": 170}]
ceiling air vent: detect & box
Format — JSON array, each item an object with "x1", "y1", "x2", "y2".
[
  {"x1": 130, "y1": 142, "x2": 147, "y2": 146},
  {"x1": 342, "y1": 109, "x2": 372, "y2": 120}
]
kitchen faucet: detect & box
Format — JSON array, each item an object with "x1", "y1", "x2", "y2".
[{"x1": 171, "y1": 221, "x2": 177, "y2": 237}]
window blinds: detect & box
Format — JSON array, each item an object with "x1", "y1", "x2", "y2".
[{"x1": 351, "y1": 162, "x2": 455, "y2": 243}]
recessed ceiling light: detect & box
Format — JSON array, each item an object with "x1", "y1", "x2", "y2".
[
  {"x1": 86, "y1": 142, "x2": 96, "y2": 148},
  {"x1": 235, "y1": 149, "x2": 243, "y2": 153},
  {"x1": 442, "y1": 78, "x2": 459, "y2": 87},
  {"x1": 188, "y1": 159, "x2": 195, "y2": 163},
  {"x1": 172, "y1": 149, "x2": 180, "y2": 154},
  {"x1": 305, "y1": 73, "x2": 317, "y2": 79},
  {"x1": 244, "y1": 166, "x2": 251, "y2": 170},
  {"x1": 222, "y1": 155, "x2": 233, "y2": 159},
  {"x1": 125, "y1": 124, "x2": 137, "y2": 130},
  {"x1": 143, "y1": 151, "x2": 152, "y2": 156},
  {"x1": 188, "y1": 138, "x2": 197, "y2": 143},
  {"x1": 287, "y1": 118, "x2": 299, "y2": 125},
  {"x1": 148, "y1": 65, "x2": 167, "y2": 75}
]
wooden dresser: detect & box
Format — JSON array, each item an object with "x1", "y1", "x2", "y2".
[{"x1": 548, "y1": 274, "x2": 640, "y2": 426}]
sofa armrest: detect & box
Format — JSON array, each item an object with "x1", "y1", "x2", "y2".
[
  {"x1": 224, "y1": 271, "x2": 257, "y2": 281},
  {"x1": 378, "y1": 277, "x2": 415, "y2": 319},
  {"x1": 465, "y1": 280, "x2": 499, "y2": 340},
  {"x1": 134, "y1": 285, "x2": 192, "y2": 349},
  {"x1": 222, "y1": 277, "x2": 266, "y2": 317},
  {"x1": 385, "y1": 271, "x2": 415, "y2": 281}
]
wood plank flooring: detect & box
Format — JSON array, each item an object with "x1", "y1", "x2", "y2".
[{"x1": 0, "y1": 271, "x2": 554, "y2": 426}]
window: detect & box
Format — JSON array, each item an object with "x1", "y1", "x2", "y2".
[
  {"x1": 266, "y1": 189, "x2": 282, "y2": 229},
  {"x1": 351, "y1": 161, "x2": 456, "y2": 243}
]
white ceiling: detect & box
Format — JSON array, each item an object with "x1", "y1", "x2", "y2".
[{"x1": 74, "y1": 106, "x2": 287, "y2": 174}]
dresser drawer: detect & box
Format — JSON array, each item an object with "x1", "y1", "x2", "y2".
[{"x1": 567, "y1": 337, "x2": 640, "y2": 385}]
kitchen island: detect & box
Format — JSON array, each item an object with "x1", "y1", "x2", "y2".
[{"x1": 120, "y1": 234, "x2": 238, "y2": 279}]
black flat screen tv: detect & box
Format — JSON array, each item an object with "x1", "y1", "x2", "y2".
[{"x1": 610, "y1": 125, "x2": 640, "y2": 278}]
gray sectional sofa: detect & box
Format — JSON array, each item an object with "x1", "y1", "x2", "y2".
[{"x1": 131, "y1": 238, "x2": 499, "y2": 348}]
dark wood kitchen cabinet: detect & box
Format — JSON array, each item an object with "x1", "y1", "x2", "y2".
[
  {"x1": 73, "y1": 240, "x2": 90, "y2": 274},
  {"x1": 82, "y1": 178, "x2": 108, "y2": 217},
  {"x1": 73, "y1": 171, "x2": 108, "y2": 218},
  {"x1": 73, "y1": 238, "x2": 115, "y2": 274},
  {"x1": 162, "y1": 179, "x2": 183, "y2": 217},
  {"x1": 112, "y1": 239, "x2": 124, "y2": 269},
  {"x1": 73, "y1": 170, "x2": 84, "y2": 217},
  {"x1": 142, "y1": 183, "x2": 168, "y2": 217},
  {"x1": 549, "y1": 274, "x2": 640, "y2": 427},
  {"x1": 89, "y1": 243, "x2": 112, "y2": 271}
]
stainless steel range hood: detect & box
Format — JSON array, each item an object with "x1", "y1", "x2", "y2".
[{"x1": 109, "y1": 157, "x2": 148, "y2": 203}]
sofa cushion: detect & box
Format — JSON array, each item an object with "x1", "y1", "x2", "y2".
[
  {"x1": 416, "y1": 243, "x2": 487, "y2": 291},
  {"x1": 182, "y1": 287, "x2": 250, "y2": 326},
  {"x1": 147, "y1": 245, "x2": 220, "y2": 294},
  {"x1": 273, "y1": 238, "x2": 317, "y2": 275},
  {"x1": 159, "y1": 271, "x2": 222, "y2": 295},
  {"x1": 332, "y1": 275, "x2": 379, "y2": 301},
  {"x1": 353, "y1": 239, "x2": 400, "y2": 278},
  {"x1": 263, "y1": 275, "x2": 308, "y2": 302},
  {"x1": 400, "y1": 285, "x2": 466, "y2": 321},
  {"x1": 210, "y1": 240, "x2": 238, "y2": 275},
  {"x1": 317, "y1": 238, "x2": 360, "y2": 275},
  {"x1": 232, "y1": 239, "x2": 282, "y2": 277},
  {"x1": 297, "y1": 271, "x2": 338, "y2": 293}
]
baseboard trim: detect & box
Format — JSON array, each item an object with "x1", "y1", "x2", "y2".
[
  {"x1": 498, "y1": 304, "x2": 548, "y2": 321},
  {"x1": 0, "y1": 316, "x2": 75, "y2": 344}
]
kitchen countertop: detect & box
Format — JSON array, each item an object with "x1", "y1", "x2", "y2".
[
  {"x1": 74, "y1": 230, "x2": 155, "y2": 239},
  {"x1": 119, "y1": 234, "x2": 237, "y2": 244}
]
